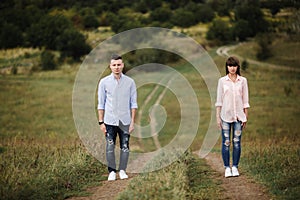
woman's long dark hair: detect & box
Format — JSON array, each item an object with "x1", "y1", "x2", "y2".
[{"x1": 225, "y1": 56, "x2": 241, "y2": 75}]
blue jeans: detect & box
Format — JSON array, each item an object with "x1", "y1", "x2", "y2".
[
  {"x1": 105, "y1": 122, "x2": 130, "y2": 173},
  {"x1": 221, "y1": 120, "x2": 242, "y2": 168}
]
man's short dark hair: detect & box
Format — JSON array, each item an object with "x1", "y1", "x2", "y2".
[{"x1": 111, "y1": 54, "x2": 122, "y2": 60}]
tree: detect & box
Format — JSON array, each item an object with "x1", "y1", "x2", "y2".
[
  {"x1": 206, "y1": 19, "x2": 233, "y2": 43},
  {"x1": 196, "y1": 4, "x2": 215, "y2": 23},
  {"x1": 26, "y1": 14, "x2": 91, "y2": 60},
  {"x1": 184, "y1": 2, "x2": 215, "y2": 23},
  {"x1": 234, "y1": 2, "x2": 269, "y2": 37},
  {"x1": 150, "y1": 7, "x2": 172, "y2": 23},
  {"x1": 55, "y1": 28, "x2": 91, "y2": 61},
  {"x1": 171, "y1": 8, "x2": 196, "y2": 27},
  {"x1": 108, "y1": 9, "x2": 144, "y2": 33},
  {"x1": 0, "y1": 22, "x2": 23, "y2": 49},
  {"x1": 232, "y1": 19, "x2": 252, "y2": 41},
  {"x1": 207, "y1": 0, "x2": 233, "y2": 16},
  {"x1": 26, "y1": 14, "x2": 73, "y2": 49}
]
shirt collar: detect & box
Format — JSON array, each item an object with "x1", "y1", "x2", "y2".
[
  {"x1": 110, "y1": 73, "x2": 123, "y2": 80},
  {"x1": 225, "y1": 74, "x2": 241, "y2": 81}
]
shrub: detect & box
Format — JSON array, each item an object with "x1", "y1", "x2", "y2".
[
  {"x1": 241, "y1": 59, "x2": 249, "y2": 71},
  {"x1": 41, "y1": 50, "x2": 57, "y2": 70},
  {"x1": 256, "y1": 33, "x2": 273, "y2": 60}
]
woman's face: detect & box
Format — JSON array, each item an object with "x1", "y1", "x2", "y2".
[{"x1": 227, "y1": 65, "x2": 238, "y2": 75}]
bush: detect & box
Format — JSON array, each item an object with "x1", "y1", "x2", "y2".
[
  {"x1": 41, "y1": 50, "x2": 57, "y2": 70},
  {"x1": 83, "y1": 14, "x2": 100, "y2": 29}
]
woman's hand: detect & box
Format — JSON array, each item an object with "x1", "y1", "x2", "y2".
[
  {"x1": 217, "y1": 117, "x2": 222, "y2": 130},
  {"x1": 242, "y1": 122, "x2": 247, "y2": 129}
]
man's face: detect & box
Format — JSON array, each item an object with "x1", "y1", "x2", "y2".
[{"x1": 110, "y1": 59, "x2": 124, "y2": 75}]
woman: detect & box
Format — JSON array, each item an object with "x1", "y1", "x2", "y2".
[{"x1": 215, "y1": 56, "x2": 250, "y2": 177}]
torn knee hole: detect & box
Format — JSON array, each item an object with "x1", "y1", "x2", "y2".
[
  {"x1": 107, "y1": 139, "x2": 114, "y2": 145},
  {"x1": 224, "y1": 133, "x2": 229, "y2": 138},
  {"x1": 224, "y1": 140, "x2": 230, "y2": 146},
  {"x1": 121, "y1": 147, "x2": 129, "y2": 153},
  {"x1": 234, "y1": 130, "x2": 241, "y2": 136}
]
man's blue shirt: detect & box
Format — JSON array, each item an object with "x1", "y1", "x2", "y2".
[{"x1": 98, "y1": 73, "x2": 138, "y2": 126}]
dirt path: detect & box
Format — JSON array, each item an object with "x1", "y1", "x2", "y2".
[
  {"x1": 205, "y1": 152, "x2": 272, "y2": 200},
  {"x1": 68, "y1": 153, "x2": 273, "y2": 200},
  {"x1": 68, "y1": 46, "x2": 278, "y2": 199},
  {"x1": 67, "y1": 173, "x2": 135, "y2": 200}
]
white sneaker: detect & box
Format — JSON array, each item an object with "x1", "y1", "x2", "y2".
[
  {"x1": 225, "y1": 167, "x2": 232, "y2": 178},
  {"x1": 232, "y1": 166, "x2": 240, "y2": 177},
  {"x1": 108, "y1": 171, "x2": 116, "y2": 181},
  {"x1": 119, "y1": 170, "x2": 128, "y2": 180}
]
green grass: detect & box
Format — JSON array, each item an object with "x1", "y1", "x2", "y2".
[
  {"x1": 231, "y1": 36, "x2": 300, "y2": 69},
  {"x1": 1, "y1": 28, "x2": 299, "y2": 199},
  {"x1": 0, "y1": 70, "x2": 107, "y2": 199},
  {"x1": 242, "y1": 142, "x2": 300, "y2": 200},
  {"x1": 0, "y1": 139, "x2": 106, "y2": 200},
  {"x1": 117, "y1": 151, "x2": 222, "y2": 200},
  {"x1": 225, "y1": 38, "x2": 300, "y2": 199}
]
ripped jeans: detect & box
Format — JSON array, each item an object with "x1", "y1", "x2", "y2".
[
  {"x1": 105, "y1": 122, "x2": 130, "y2": 173},
  {"x1": 221, "y1": 120, "x2": 242, "y2": 168}
]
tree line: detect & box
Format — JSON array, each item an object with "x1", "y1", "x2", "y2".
[{"x1": 0, "y1": 0, "x2": 299, "y2": 61}]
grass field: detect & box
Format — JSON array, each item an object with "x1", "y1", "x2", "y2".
[
  {"x1": 1, "y1": 31, "x2": 299, "y2": 199},
  {"x1": 228, "y1": 40, "x2": 300, "y2": 199}
]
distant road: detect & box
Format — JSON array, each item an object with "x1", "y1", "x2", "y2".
[
  {"x1": 216, "y1": 44, "x2": 241, "y2": 58},
  {"x1": 216, "y1": 43, "x2": 299, "y2": 72}
]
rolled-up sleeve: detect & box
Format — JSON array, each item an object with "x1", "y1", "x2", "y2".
[
  {"x1": 130, "y1": 81, "x2": 138, "y2": 109},
  {"x1": 243, "y1": 78, "x2": 250, "y2": 108},
  {"x1": 215, "y1": 78, "x2": 223, "y2": 107},
  {"x1": 97, "y1": 80, "x2": 106, "y2": 110}
]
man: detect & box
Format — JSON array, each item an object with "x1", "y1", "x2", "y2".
[{"x1": 97, "y1": 54, "x2": 138, "y2": 181}]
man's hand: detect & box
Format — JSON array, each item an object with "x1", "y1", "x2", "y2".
[
  {"x1": 100, "y1": 124, "x2": 107, "y2": 136},
  {"x1": 129, "y1": 122, "x2": 134, "y2": 133}
]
